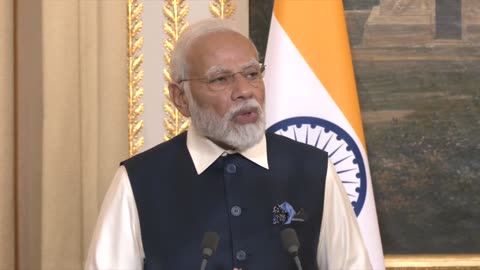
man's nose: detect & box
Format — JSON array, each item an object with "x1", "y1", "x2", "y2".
[{"x1": 231, "y1": 73, "x2": 254, "y2": 99}]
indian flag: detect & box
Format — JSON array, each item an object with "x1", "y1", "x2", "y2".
[{"x1": 264, "y1": 0, "x2": 384, "y2": 269}]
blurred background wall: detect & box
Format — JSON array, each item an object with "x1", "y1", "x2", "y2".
[{"x1": 1, "y1": 0, "x2": 479, "y2": 269}]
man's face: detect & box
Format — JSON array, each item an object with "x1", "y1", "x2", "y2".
[{"x1": 183, "y1": 31, "x2": 266, "y2": 150}]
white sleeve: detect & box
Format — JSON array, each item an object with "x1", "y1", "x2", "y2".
[
  {"x1": 84, "y1": 166, "x2": 145, "y2": 270},
  {"x1": 317, "y1": 160, "x2": 373, "y2": 270}
]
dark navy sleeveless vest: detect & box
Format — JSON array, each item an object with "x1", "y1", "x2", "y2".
[{"x1": 121, "y1": 132, "x2": 328, "y2": 270}]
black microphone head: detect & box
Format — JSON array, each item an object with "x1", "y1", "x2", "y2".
[
  {"x1": 201, "y1": 231, "x2": 220, "y2": 258},
  {"x1": 281, "y1": 228, "x2": 300, "y2": 255}
]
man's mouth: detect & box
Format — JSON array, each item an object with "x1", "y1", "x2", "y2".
[{"x1": 232, "y1": 108, "x2": 259, "y2": 124}]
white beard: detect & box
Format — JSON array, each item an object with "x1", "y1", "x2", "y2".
[{"x1": 185, "y1": 90, "x2": 265, "y2": 151}]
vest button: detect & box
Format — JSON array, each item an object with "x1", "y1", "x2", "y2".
[
  {"x1": 231, "y1": 206, "x2": 242, "y2": 216},
  {"x1": 225, "y1": 163, "x2": 237, "y2": 174},
  {"x1": 236, "y1": 250, "x2": 247, "y2": 261}
]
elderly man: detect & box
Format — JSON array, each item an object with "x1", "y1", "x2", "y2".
[{"x1": 85, "y1": 19, "x2": 372, "y2": 270}]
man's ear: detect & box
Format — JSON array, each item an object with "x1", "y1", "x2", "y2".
[{"x1": 168, "y1": 82, "x2": 191, "y2": 117}]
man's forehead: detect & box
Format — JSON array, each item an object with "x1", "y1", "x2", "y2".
[{"x1": 186, "y1": 31, "x2": 259, "y2": 75}]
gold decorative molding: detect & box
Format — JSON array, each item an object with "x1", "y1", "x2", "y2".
[
  {"x1": 210, "y1": 0, "x2": 236, "y2": 19},
  {"x1": 385, "y1": 254, "x2": 480, "y2": 269},
  {"x1": 163, "y1": 0, "x2": 190, "y2": 141},
  {"x1": 127, "y1": 0, "x2": 145, "y2": 156}
]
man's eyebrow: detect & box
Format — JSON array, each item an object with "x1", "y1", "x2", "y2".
[
  {"x1": 205, "y1": 66, "x2": 228, "y2": 75},
  {"x1": 240, "y1": 59, "x2": 260, "y2": 69},
  {"x1": 204, "y1": 59, "x2": 260, "y2": 75}
]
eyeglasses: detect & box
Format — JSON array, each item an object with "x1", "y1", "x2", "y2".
[{"x1": 178, "y1": 63, "x2": 265, "y2": 92}]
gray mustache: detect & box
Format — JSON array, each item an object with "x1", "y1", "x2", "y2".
[{"x1": 227, "y1": 99, "x2": 263, "y2": 120}]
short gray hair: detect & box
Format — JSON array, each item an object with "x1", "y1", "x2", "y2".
[{"x1": 169, "y1": 19, "x2": 258, "y2": 83}]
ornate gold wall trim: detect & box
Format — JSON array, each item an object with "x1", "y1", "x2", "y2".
[
  {"x1": 210, "y1": 0, "x2": 236, "y2": 19},
  {"x1": 385, "y1": 254, "x2": 480, "y2": 269},
  {"x1": 127, "y1": 0, "x2": 145, "y2": 156},
  {"x1": 163, "y1": 0, "x2": 190, "y2": 141}
]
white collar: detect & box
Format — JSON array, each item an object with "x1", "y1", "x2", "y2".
[{"x1": 186, "y1": 124, "x2": 269, "y2": 174}]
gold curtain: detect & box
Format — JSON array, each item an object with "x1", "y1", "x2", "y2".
[
  {"x1": 0, "y1": 0, "x2": 15, "y2": 269},
  {"x1": 1, "y1": 0, "x2": 129, "y2": 268}
]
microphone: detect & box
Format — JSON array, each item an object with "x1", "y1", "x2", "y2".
[
  {"x1": 200, "y1": 231, "x2": 220, "y2": 270},
  {"x1": 281, "y1": 228, "x2": 303, "y2": 270}
]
